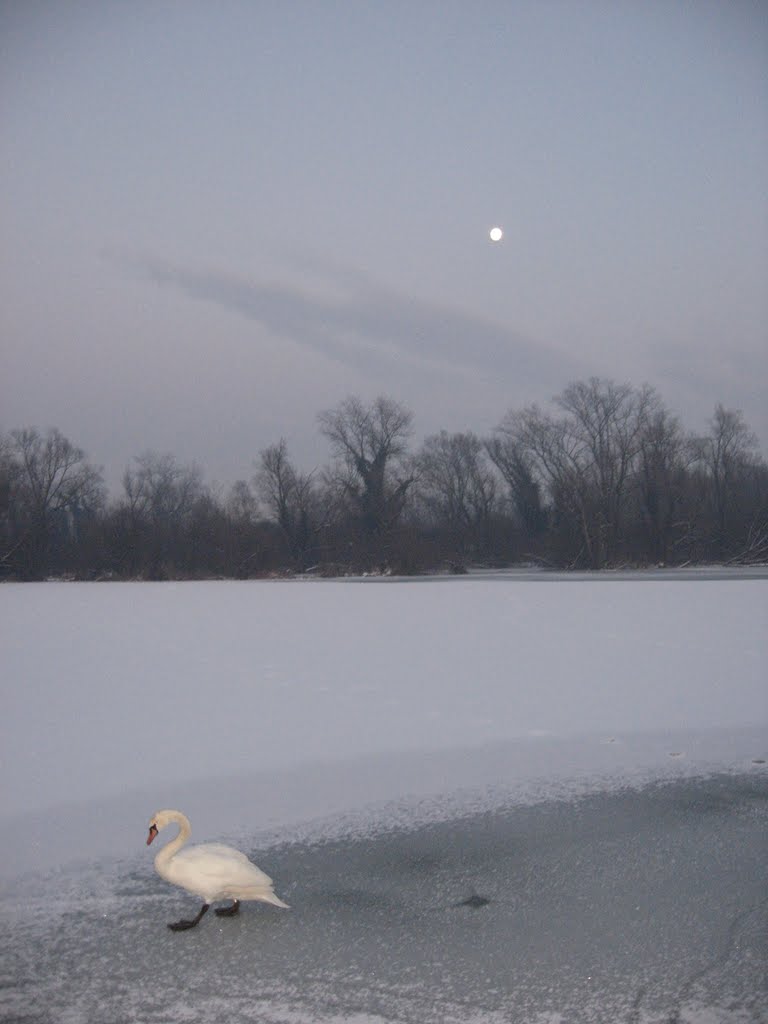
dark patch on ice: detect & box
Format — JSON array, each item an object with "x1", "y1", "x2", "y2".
[{"x1": 453, "y1": 891, "x2": 491, "y2": 909}]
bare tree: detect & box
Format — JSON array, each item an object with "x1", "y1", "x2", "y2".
[
  {"x1": 732, "y1": 458, "x2": 768, "y2": 564},
  {"x1": 318, "y1": 396, "x2": 415, "y2": 564},
  {"x1": 255, "y1": 439, "x2": 328, "y2": 570},
  {"x1": 0, "y1": 433, "x2": 18, "y2": 567},
  {"x1": 485, "y1": 430, "x2": 546, "y2": 538},
  {"x1": 118, "y1": 452, "x2": 205, "y2": 577},
  {"x1": 554, "y1": 378, "x2": 654, "y2": 565},
  {"x1": 492, "y1": 403, "x2": 592, "y2": 563},
  {"x1": 11, "y1": 427, "x2": 103, "y2": 519},
  {"x1": 633, "y1": 404, "x2": 693, "y2": 564},
  {"x1": 227, "y1": 480, "x2": 259, "y2": 524},
  {"x1": 493, "y1": 381, "x2": 656, "y2": 567},
  {"x1": 122, "y1": 452, "x2": 203, "y2": 524},
  {"x1": 3, "y1": 427, "x2": 104, "y2": 577},
  {"x1": 416, "y1": 430, "x2": 497, "y2": 562},
  {"x1": 695, "y1": 405, "x2": 762, "y2": 558}
]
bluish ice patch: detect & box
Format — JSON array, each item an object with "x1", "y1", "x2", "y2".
[{"x1": 2, "y1": 772, "x2": 766, "y2": 1024}]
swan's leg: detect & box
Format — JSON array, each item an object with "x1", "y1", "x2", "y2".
[
  {"x1": 168, "y1": 903, "x2": 210, "y2": 931},
  {"x1": 214, "y1": 900, "x2": 240, "y2": 917}
]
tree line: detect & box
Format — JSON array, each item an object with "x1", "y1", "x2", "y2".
[{"x1": 1, "y1": 378, "x2": 766, "y2": 581}]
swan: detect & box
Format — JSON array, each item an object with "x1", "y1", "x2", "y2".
[{"x1": 146, "y1": 809, "x2": 289, "y2": 931}]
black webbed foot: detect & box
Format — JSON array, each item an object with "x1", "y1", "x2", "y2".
[
  {"x1": 215, "y1": 900, "x2": 240, "y2": 917},
  {"x1": 168, "y1": 919, "x2": 199, "y2": 931},
  {"x1": 168, "y1": 903, "x2": 210, "y2": 931}
]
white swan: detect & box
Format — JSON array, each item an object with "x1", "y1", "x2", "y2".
[{"x1": 146, "y1": 809, "x2": 289, "y2": 931}]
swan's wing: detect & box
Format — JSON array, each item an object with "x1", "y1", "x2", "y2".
[
  {"x1": 171, "y1": 843, "x2": 275, "y2": 890},
  {"x1": 179, "y1": 843, "x2": 252, "y2": 865}
]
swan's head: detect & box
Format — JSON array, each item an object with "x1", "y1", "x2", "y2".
[{"x1": 146, "y1": 809, "x2": 178, "y2": 845}]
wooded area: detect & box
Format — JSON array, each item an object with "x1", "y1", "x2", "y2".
[{"x1": 2, "y1": 379, "x2": 766, "y2": 580}]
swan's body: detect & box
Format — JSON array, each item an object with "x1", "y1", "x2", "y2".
[{"x1": 147, "y1": 809, "x2": 289, "y2": 930}]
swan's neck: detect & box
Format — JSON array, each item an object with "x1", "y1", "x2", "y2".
[{"x1": 154, "y1": 813, "x2": 191, "y2": 874}]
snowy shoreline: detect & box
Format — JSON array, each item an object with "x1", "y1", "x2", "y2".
[
  {"x1": 2, "y1": 725, "x2": 765, "y2": 881},
  {"x1": 1, "y1": 575, "x2": 766, "y2": 868},
  {"x1": 2, "y1": 767, "x2": 766, "y2": 1024}
]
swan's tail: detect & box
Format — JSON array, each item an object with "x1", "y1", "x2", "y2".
[
  {"x1": 239, "y1": 887, "x2": 290, "y2": 909},
  {"x1": 261, "y1": 891, "x2": 290, "y2": 909}
]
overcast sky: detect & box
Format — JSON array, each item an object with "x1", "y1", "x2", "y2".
[{"x1": 2, "y1": 1, "x2": 766, "y2": 491}]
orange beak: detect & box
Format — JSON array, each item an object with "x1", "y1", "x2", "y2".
[{"x1": 146, "y1": 824, "x2": 158, "y2": 846}]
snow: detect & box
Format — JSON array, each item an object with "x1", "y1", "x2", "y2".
[
  {"x1": 0, "y1": 573, "x2": 766, "y2": 1022},
  {"x1": 2, "y1": 575, "x2": 765, "y2": 821}
]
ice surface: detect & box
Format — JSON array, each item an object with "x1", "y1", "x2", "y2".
[
  {"x1": 0, "y1": 573, "x2": 766, "y2": 1021},
  {"x1": 1, "y1": 774, "x2": 766, "y2": 1023},
  {"x1": 2, "y1": 574, "x2": 766, "y2": 821}
]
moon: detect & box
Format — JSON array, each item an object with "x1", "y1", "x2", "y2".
[{"x1": 489, "y1": 226, "x2": 503, "y2": 242}]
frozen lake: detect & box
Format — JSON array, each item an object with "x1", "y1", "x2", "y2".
[
  {"x1": 1, "y1": 574, "x2": 766, "y2": 1022},
  {"x1": 1, "y1": 769, "x2": 767, "y2": 1024}
]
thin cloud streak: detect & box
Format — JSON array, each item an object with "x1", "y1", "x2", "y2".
[{"x1": 116, "y1": 252, "x2": 583, "y2": 392}]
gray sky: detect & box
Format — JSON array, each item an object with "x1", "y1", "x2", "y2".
[{"x1": 2, "y1": 1, "x2": 766, "y2": 491}]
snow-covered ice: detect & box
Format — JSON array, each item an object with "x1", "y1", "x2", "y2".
[
  {"x1": 2, "y1": 573, "x2": 765, "y2": 822},
  {"x1": 0, "y1": 572, "x2": 766, "y2": 1022}
]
